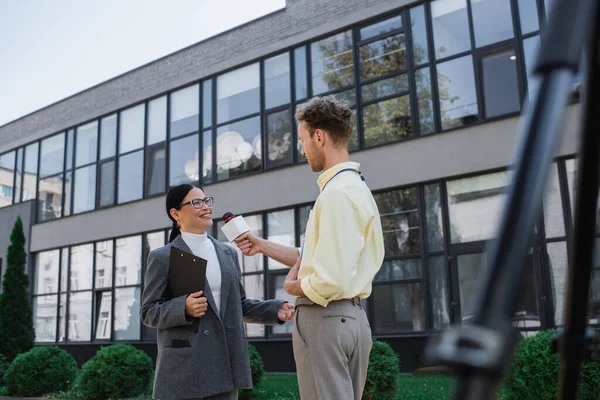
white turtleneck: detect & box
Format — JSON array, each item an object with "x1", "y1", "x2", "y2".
[{"x1": 180, "y1": 232, "x2": 222, "y2": 313}]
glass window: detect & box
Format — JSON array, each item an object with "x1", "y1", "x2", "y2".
[
  {"x1": 447, "y1": 171, "x2": 510, "y2": 243},
  {"x1": 114, "y1": 287, "x2": 141, "y2": 340},
  {"x1": 265, "y1": 53, "x2": 291, "y2": 109},
  {"x1": 217, "y1": 64, "x2": 260, "y2": 124},
  {"x1": 372, "y1": 283, "x2": 426, "y2": 332},
  {"x1": 65, "y1": 130, "x2": 74, "y2": 172},
  {"x1": 243, "y1": 274, "x2": 265, "y2": 337},
  {"x1": 146, "y1": 145, "x2": 166, "y2": 196},
  {"x1": 40, "y1": 133, "x2": 65, "y2": 178},
  {"x1": 95, "y1": 240, "x2": 113, "y2": 289},
  {"x1": 327, "y1": 89, "x2": 356, "y2": 106},
  {"x1": 0, "y1": 151, "x2": 15, "y2": 207},
  {"x1": 270, "y1": 274, "x2": 295, "y2": 334},
  {"x1": 471, "y1": 0, "x2": 514, "y2": 48},
  {"x1": 217, "y1": 214, "x2": 264, "y2": 273},
  {"x1": 99, "y1": 161, "x2": 115, "y2": 207},
  {"x1": 119, "y1": 104, "x2": 145, "y2": 154},
  {"x1": 23, "y1": 143, "x2": 39, "y2": 202},
  {"x1": 519, "y1": 0, "x2": 540, "y2": 34},
  {"x1": 425, "y1": 184, "x2": 444, "y2": 252},
  {"x1": 216, "y1": 116, "x2": 261, "y2": 181},
  {"x1": 311, "y1": 31, "x2": 355, "y2": 95},
  {"x1": 202, "y1": 130, "x2": 213, "y2": 184},
  {"x1": 61, "y1": 248, "x2": 69, "y2": 293},
  {"x1": 73, "y1": 165, "x2": 96, "y2": 214},
  {"x1": 523, "y1": 35, "x2": 541, "y2": 102},
  {"x1": 35, "y1": 250, "x2": 60, "y2": 294},
  {"x1": 361, "y1": 73, "x2": 408, "y2": 103},
  {"x1": 363, "y1": 95, "x2": 412, "y2": 147},
  {"x1": 95, "y1": 291, "x2": 112, "y2": 340},
  {"x1": 148, "y1": 96, "x2": 167, "y2": 145},
  {"x1": 294, "y1": 47, "x2": 308, "y2": 100},
  {"x1": 437, "y1": 55, "x2": 479, "y2": 130},
  {"x1": 170, "y1": 134, "x2": 198, "y2": 186},
  {"x1": 118, "y1": 151, "x2": 143, "y2": 204},
  {"x1": 68, "y1": 291, "x2": 92, "y2": 342},
  {"x1": 144, "y1": 231, "x2": 165, "y2": 256},
  {"x1": 374, "y1": 258, "x2": 421, "y2": 282},
  {"x1": 481, "y1": 48, "x2": 521, "y2": 118},
  {"x1": 115, "y1": 235, "x2": 142, "y2": 286},
  {"x1": 374, "y1": 188, "x2": 421, "y2": 256},
  {"x1": 415, "y1": 67, "x2": 435, "y2": 135},
  {"x1": 100, "y1": 115, "x2": 117, "y2": 160},
  {"x1": 38, "y1": 175, "x2": 64, "y2": 222},
  {"x1": 70, "y1": 244, "x2": 93, "y2": 291},
  {"x1": 14, "y1": 148, "x2": 23, "y2": 204},
  {"x1": 63, "y1": 171, "x2": 72, "y2": 218},
  {"x1": 266, "y1": 110, "x2": 293, "y2": 169},
  {"x1": 565, "y1": 158, "x2": 600, "y2": 234},
  {"x1": 34, "y1": 295, "x2": 58, "y2": 342},
  {"x1": 267, "y1": 210, "x2": 295, "y2": 270},
  {"x1": 203, "y1": 80, "x2": 213, "y2": 129},
  {"x1": 543, "y1": 163, "x2": 565, "y2": 238},
  {"x1": 360, "y1": 15, "x2": 402, "y2": 41},
  {"x1": 429, "y1": 256, "x2": 450, "y2": 329},
  {"x1": 410, "y1": 5, "x2": 429, "y2": 65},
  {"x1": 170, "y1": 85, "x2": 199, "y2": 138},
  {"x1": 359, "y1": 33, "x2": 406, "y2": 81},
  {"x1": 75, "y1": 121, "x2": 98, "y2": 167},
  {"x1": 431, "y1": 0, "x2": 471, "y2": 59},
  {"x1": 298, "y1": 205, "x2": 312, "y2": 244},
  {"x1": 58, "y1": 294, "x2": 66, "y2": 342},
  {"x1": 547, "y1": 241, "x2": 568, "y2": 325}
]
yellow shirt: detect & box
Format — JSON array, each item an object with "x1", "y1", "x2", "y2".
[{"x1": 299, "y1": 161, "x2": 385, "y2": 307}]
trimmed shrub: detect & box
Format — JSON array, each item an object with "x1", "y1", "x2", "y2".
[
  {"x1": 4, "y1": 346, "x2": 77, "y2": 397},
  {"x1": 503, "y1": 329, "x2": 600, "y2": 400},
  {"x1": 0, "y1": 353, "x2": 9, "y2": 386},
  {"x1": 363, "y1": 339, "x2": 400, "y2": 400},
  {"x1": 239, "y1": 343, "x2": 265, "y2": 400},
  {"x1": 0, "y1": 217, "x2": 35, "y2": 361},
  {"x1": 78, "y1": 344, "x2": 153, "y2": 400}
]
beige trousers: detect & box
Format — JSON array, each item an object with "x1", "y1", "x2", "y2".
[{"x1": 292, "y1": 297, "x2": 372, "y2": 400}]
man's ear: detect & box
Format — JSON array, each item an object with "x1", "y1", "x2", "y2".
[{"x1": 314, "y1": 128, "x2": 326, "y2": 147}]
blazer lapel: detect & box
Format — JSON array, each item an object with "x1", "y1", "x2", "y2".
[
  {"x1": 170, "y1": 235, "x2": 221, "y2": 322},
  {"x1": 209, "y1": 236, "x2": 234, "y2": 320}
]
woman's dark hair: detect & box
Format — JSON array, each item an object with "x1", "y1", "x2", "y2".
[{"x1": 166, "y1": 184, "x2": 203, "y2": 243}]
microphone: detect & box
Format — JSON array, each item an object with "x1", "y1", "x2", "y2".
[{"x1": 220, "y1": 212, "x2": 251, "y2": 242}]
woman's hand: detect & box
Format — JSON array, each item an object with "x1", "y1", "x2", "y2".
[
  {"x1": 277, "y1": 302, "x2": 295, "y2": 321},
  {"x1": 185, "y1": 290, "x2": 208, "y2": 318}
]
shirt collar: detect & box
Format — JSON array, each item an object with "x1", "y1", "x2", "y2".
[{"x1": 317, "y1": 161, "x2": 360, "y2": 192}]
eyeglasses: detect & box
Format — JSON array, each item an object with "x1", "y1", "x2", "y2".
[{"x1": 177, "y1": 197, "x2": 214, "y2": 209}]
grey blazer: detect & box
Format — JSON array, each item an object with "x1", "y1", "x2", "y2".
[{"x1": 140, "y1": 235, "x2": 285, "y2": 400}]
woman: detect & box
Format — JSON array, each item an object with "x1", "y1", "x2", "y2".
[{"x1": 141, "y1": 184, "x2": 294, "y2": 400}]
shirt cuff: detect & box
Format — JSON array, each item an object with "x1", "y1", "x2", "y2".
[{"x1": 300, "y1": 276, "x2": 329, "y2": 307}]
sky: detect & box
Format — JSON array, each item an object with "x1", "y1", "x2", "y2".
[{"x1": 0, "y1": 0, "x2": 286, "y2": 127}]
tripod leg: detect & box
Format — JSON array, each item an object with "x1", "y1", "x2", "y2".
[{"x1": 557, "y1": 3, "x2": 600, "y2": 398}]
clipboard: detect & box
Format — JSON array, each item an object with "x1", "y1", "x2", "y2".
[{"x1": 167, "y1": 247, "x2": 207, "y2": 333}]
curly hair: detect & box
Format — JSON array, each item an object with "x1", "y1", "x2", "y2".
[{"x1": 295, "y1": 96, "x2": 353, "y2": 146}]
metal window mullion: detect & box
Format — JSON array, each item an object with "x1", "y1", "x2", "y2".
[
  {"x1": 425, "y1": 1, "x2": 442, "y2": 133},
  {"x1": 211, "y1": 78, "x2": 217, "y2": 183},
  {"x1": 115, "y1": 113, "x2": 121, "y2": 205},
  {"x1": 351, "y1": 23, "x2": 364, "y2": 150},
  {"x1": 417, "y1": 185, "x2": 433, "y2": 332},
  {"x1": 143, "y1": 101, "x2": 149, "y2": 197},
  {"x1": 110, "y1": 239, "x2": 116, "y2": 342},
  {"x1": 260, "y1": 59, "x2": 267, "y2": 173},
  {"x1": 466, "y1": 0, "x2": 483, "y2": 122}
]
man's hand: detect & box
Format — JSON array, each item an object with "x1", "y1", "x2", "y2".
[
  {"x1": 283, "y1": 257, "x2": 304, "y2": 297},
  {"x1": 185, "y1": 291, "x2": 208, "y2": 318},
  {"x1": 277, "y1": 303, "x2": 295, "y2": 321},
  {"x1": 235, "y1": 232, "x2": 262, "y2": 256}
]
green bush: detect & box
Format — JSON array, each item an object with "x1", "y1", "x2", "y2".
[
  {"x1": 362, "y1": 339, "x2": 400, "y2": 400},
  {"x1": 503, "y1": 329, "x2": 600, "y2": 400},
  {"x1": 0, "y1": 353, "x2": 9, "y2": 386},
  {"x1": 0, "y1": 217, "x2": 35, "y2": 361},
  {"x1": 78, "y1": 344, "x2": 153, "y2": 400},
  {"x1": 4, "y1": 346, "x2": 77, "y2": 397},
  {"x1": 239, "y1": 343, "x2": 265, "y2": 400}
]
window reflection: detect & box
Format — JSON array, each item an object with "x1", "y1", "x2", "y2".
[
  {"x1": 266, "y1": 110, "x2": 293, "y2": 169},
  {"x1": 118, "y1": 151, "x2": 143, "y2": 204},
  {"x1": 95, "y1": 240, "x2": 113, "y2": 289},
  {"x1": 169, "y1": 135, "x2": 198, "y2": 186},
  {"x1": 264, "y1": 53, "x2": 291, "y2": 109},
  {"x1": 23, "y1": 143, "x2": 39, "y2": 202},
  {"x1": 40, "y1": 133, "x2": 65, "y2": 178},
  {"x1": 70, "y1": 244, "x2": 94, "y2": 291},
  {"x1": 119, "y1": 105, "x2": 145, "y2": 154},
  {"x1": 359, "y1": 15, "x2": 402, "y2": 41},
  {"x1": 437, "y1": 55, "x2": 479, "y2": 130},
  {"x1": 428, "y1": 256, "x2": 450, "y2": 330},
  {"x1": 146, "y1": 145, "x2": 166, "y2": 196},
  {"x1": 0, "y1": 151, "x2": 15, "y2": 208},
  {"x1": 431, "y1": 0, "x2": 471, "y2": 59},
  {"x1": 410, "y1": 5, "x2": 429, "y2": 65},
  {"x1": 294, "y1": 47, "x2": 308, "y2": 101},
  {"x1": 372, "y1": 283, "x2": 426, "y2": 332},
  {"x1": 99, "y1": 161, "x2": 115, "y2": 207},
  {"x1": 243, "y1": 274, "x2": 265, "y2": 337},
  {"x1": 148, "y1": 96, "x2": 167, "y2": 145},
  {"x1": 75, "y1": 121, "x2": 98, "y2": 167},
  {"x1": 311, "y1": 31, "x2": 354, "y2": 94},
  {"x1": 217, "y1": 64, "x2": 260, "y2": 124},
  {"x1": 68, "y1": 291, "x2": 92, "y2": 342},
  {"x1": 95, "y1": 292, "x2": 112, "y2": 340},
  {"x1": 374, "y1": 259, "x2": 421, "y2": 282},
  {"x1": 267, "y1": 210, "x2": 295, "y2": 270},
  {"x1": 35, "y1": 250, "x2": 60, "y2": 294},
  {"x1": 73, "y1": 165, "x2": 96, "y2": 214},
  {"x1": 470, "y1": 0, "x2": 514, "y2": 48},
  {"x1": 38, "y1": 175, "x2": 64, "y2": 222},
  {"x1": 270, "y1": 274, "x2": 294, "y2": 334},
  {"x1": 363, "y1": 95, "x2": 412, "y2": 147},
  {"x1": 100, "y1": 115, "x2": 117, "y2": 160},
  {"x1": 170, "y1": 85, "x2": 199, "y2": 138},
  {"x1": 425, "y1": 184, "x2": 444, "y2": 252},
  {"x1": 359, "y1": 33, "x2": 406, "y2": 80},
  {"x1": 216, "y1": 116, "x2": 261, "y2": 181},
  {"x1": 34, "y1": 295, "x2": 58, "y2": 342},
  {"x1": 481, "y1": 48, "x2": 520, "y2": 118},
  {"x1": 114, "y1": 287, "x2": 140, "y2": 340},
  {"x1": 374, "y1": 188, "x2": 421, "y2": 256}
]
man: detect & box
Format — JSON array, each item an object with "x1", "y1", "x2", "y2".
[{"x1": 235, "y1": 96, "x2": 385, "y2": 400}]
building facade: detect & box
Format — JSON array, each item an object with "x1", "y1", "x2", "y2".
[{"x1": 0, "y1": 0, "x2": 598, "y2": 372}]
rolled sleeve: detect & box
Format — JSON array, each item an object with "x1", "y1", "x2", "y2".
[{"x1": 300, "y1": 276, "x2": 329, "y2": 307}]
